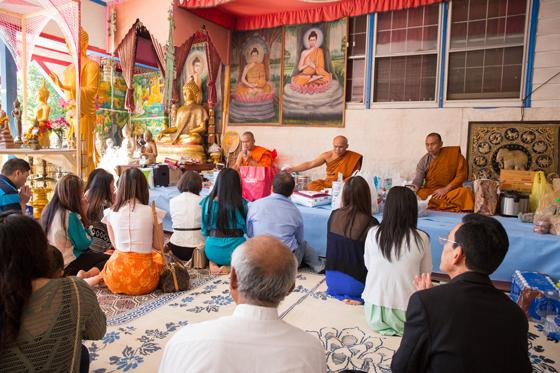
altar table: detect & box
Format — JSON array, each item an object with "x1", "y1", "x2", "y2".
[{"x1": 149, "y1": 186, "x2": 560, "y2": 282}]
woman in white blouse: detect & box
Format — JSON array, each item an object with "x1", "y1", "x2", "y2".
[
  {"x1": 101, "y1": 168, "x2": 166, "y2": 295},
  {"x1": 362, "y1": 186, "x2": 432, "y2": 336},
  {"x1": 168, "y1": 171, "x2": 205, "y2": 261}
]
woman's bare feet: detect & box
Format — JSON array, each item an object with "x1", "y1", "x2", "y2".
[
  {"x1": 84, "y1": 274, "x2": 103, "y2": 286},
  {"x1": 218, "y1": 266, "x2": 230, "y2": 275},
  {"x1": 209, "y1": 261, "x2": 221, "y2": 275},
  {"x1": 343, "y1": 299, "x2": 363, "y2": 306},
  {"x1": 77, "y1": 267, "x2": 100, "y2": 279}
]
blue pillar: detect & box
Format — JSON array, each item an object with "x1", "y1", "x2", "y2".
[
  {"x1": 365, "y1": 14, "x2": 375, "y2": 109},
  {"x1": 438, "y1": 2, "x2": 449, "y2": 108},
  {"x1": 524, "y1": 0, "x2": 540, "y2": 108},
  {"x1": 0, "y1": 42, "x2": 18, "y2": 134}
]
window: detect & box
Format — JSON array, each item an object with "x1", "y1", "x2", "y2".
[
  {"x1": 373, "y1": 4, "x2": 440, "y2": 102},
  {"x1": 447, "y1": 0, "x2": 527, "y2": 100},
  {"x1": 346, "y1": 15, "x2": 368, "y2": 103}
]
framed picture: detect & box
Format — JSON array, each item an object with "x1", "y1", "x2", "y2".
[
  {"x1": 282, "y1": 18, "x2": 347, "y2": 126},
  {"x1": 228, "y1": 27, "x2": 283, "y2": 125}
]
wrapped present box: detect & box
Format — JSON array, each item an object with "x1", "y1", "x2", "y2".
[{"x1": 291, "y1": 190, "x2": 332, "y2": 207}]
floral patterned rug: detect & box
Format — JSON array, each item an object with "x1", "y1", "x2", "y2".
[{"x1": 86, "y1": 272, "x2": 560, "y2": 373}]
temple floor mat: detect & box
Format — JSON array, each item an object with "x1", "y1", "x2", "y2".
[{"x1": 86, "y1": 271, "x2": 560, "y2": 373}]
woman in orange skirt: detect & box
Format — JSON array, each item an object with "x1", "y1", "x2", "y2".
[{"x1": 101, "y1": 168, "x2": 166, "y2": 295}]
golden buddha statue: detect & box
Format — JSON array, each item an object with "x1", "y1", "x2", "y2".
[
  {"x1": 50, "y1": 27, "x2": 100, "y2": 176},
  {"x1": 35, "y1": 80, "x2": 51, "y2": 148},
  {"x1": 0, "y1": 103, "x2": 16, "y2": 148},
  {"x1": 157, "y1": 77, "x2": 208, "y2": 161}
]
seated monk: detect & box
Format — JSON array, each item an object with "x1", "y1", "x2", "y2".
[
  {"x1": 285, "y1": 136, "x2": 362, "y2": 191},
  {"x1": 410, "y1": 133, "x2": 474, "y2": 212},
  {"x1": 233, "y1": 131, "x2": 276, "y2": 169}
]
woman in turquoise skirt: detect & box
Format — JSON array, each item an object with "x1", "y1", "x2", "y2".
[{"x1": 201, "y1": 168, "x2": 248, "y2": 274}]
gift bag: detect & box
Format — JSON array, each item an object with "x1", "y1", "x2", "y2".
[
  {"x1": 530, "y1": 171, "x2": 552, "y2": 212},
  {"x1": 474, "y1": 179, "x2": 499, "y2": 216},
  {"x1": 240, "y1": 166, "x2": 277, "y2": 202}
]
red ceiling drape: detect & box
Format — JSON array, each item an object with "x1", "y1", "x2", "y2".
[{"x1": 185, "y1": 0, "x2": 447, "y2": 31}]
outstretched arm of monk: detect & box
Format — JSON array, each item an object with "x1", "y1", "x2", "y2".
[{"x1": 285, "y1": 153, "x2": 327, "y2": 173}]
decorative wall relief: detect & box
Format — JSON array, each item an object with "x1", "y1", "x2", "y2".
[{"x1": 468, "y1": 122, "x2": 560, "y2": 180}]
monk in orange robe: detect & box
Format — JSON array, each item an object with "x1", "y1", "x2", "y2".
[
  {"x1": 285, "y1": 136, "x2": 362, "y2": 191},
  {"x1": 233, "y1": 131, "x2": 276, "y2": 169},
  {"x1": 411, "y1": 133, "x2": 474, "y2": 212},
  {"x1": 291, "y1": 31, "x2": 332, "y2": 87}
]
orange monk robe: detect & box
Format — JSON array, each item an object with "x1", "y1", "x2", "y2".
[
  {"x1": 417, "y1": 146, "x2": 474, "y2": 212},
  {"x1": 307, "y1": 151, "x2": 363, "y2": 191},
  {"x1": 291, "y1": 48, "x2": 332, "y2": 86},
  {"x1": 242, "y1": 145, "x2": 275, "y2": 167}
]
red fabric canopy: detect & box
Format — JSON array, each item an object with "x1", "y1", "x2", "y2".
[{"x1": 182, "y1": 0, "x2": 446, "y2": 30}]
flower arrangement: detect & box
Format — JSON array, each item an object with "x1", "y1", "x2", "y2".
[{"x1": 51, "y1": 116, "x2": 70, "y2": 147}]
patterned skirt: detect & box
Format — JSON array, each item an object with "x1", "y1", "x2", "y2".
[{"x1": 102, "y1": 250, "x2": 163, "y2": 295}]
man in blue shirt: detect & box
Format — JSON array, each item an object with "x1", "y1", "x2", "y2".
[
  {"x1": 0, "y1": 158, "x2": 31, "y2": 213},
  {"x1": 247, "y1": 171, "x2": 324, "y2": 273}
]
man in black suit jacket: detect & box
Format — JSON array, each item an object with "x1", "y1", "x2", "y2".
[{"x1": 391, "y1": 214, "x2": 532, "y2": 373}]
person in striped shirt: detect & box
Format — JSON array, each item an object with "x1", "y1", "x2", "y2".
[{"x1": 0, "y1": 158, "x2": 31, "y2": 214}]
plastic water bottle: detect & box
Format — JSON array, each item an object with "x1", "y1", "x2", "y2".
[
  {"x1": 331, "y1": 173, "x2": 343, "y2": 209},
  {"x1": 537, "y1": 291, "x2": 560, "y2": 341}
]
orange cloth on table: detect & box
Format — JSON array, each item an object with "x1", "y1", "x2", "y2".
[
  {"x1": 307, "y1": 151, "x2": 363, "y2": 191},
  {"x1": 291, "y1": 48, "x2": 332, "y2": 86},
  {"x1": 101, "y1": 250, "x2": 163, "y2": 295},
  {"x1": 242, "y1": 145, "x2": 275, "y2": 167},
  {"x1": 417, "y1": 146, "x2": 474, "y2": 212}
]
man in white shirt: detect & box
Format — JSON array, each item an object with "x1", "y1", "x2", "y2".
[{"x1": 159, "y1": 236, "x2": 326, "y2": 373}]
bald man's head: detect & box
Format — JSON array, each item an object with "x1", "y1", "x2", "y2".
[
  {"x1": 333, "y1": 136, "x2": 349, "y2": 157},
  {"x1": 231, "y1": 236, "x2": 297, "y2": 307},
  {"x1": 241, "y1": 132, "x2": 256, "y2": 152}
]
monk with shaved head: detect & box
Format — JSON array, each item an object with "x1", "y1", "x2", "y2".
[
  {"x1": 233, "y1": 131, "x2": 276, "y2": 170},
  {"x1": 285, "y1": 135, "x2": 362, "y2": 191},
  {"x1": 160, "y1": 236, "x2": 326, "y2": 373}
]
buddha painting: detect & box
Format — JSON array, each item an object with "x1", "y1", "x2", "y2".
[
  {"x1": 157, "y1": 77, "x2": 208, "y2": 162},
  {"x1": 229, "y1": 37, "x2": 276, "y2": 123},
  {"x1": 291, "y1": 31, "x2": 332, "y2": 89},
  {"x1": 282, "y1": 23, "x2": 345, "y2": 125}
]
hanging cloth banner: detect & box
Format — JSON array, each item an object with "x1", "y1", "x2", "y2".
[{"x1": 185, "y1": 0, "x2": 446, "y2": 31}]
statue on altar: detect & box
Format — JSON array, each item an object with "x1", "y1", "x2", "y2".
[
  {"x1": 141, "y1": 130, "x2": 158, "y2": 164},
  {"x1": 157, "y1": 77, "x2": 208, "y2": 162},
  {"x1": 50, "y1": 27, "x2": 100, "y2": 175},
  {"x1": 0, "y1": 103, "x2": 16, "y2": 148},
  {"x1": 11, "y1": 99, "x2": 22, "y2": 145},
  {"x1": 24, "y1": 80, "x2": 51, "y2": 148}
]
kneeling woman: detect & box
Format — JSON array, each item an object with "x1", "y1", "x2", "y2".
[
  {"x1": 102, "y1": 168, "x2": 166, "y2": 295},
  {"x1": 201, "y1": 168, "x2": 247, "y2": 274},
  {"x1": 362, "y1": 187, "x2": 432, "y2": 336},
  {"x1": 326, "y1": 176, "x2": 379, "y2": 304}
]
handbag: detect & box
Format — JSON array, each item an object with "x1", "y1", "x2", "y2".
[
  {"x1": 191, "y1": 243, "x2": 208, "y2": 269},
  {"x1": 152, "y1": 202, "x2": 190, "y2": 292}
]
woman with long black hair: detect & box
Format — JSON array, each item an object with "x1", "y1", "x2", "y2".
[
  {"x1": 86, "y1": 169, "x2": 115, "y2": 253},
  {"x1": 362, "y1": 186, "x2": 432, "y2": 336},
  {"x1": 0, "y1": 213, "x2": 106, "y2": 372},
  {"x1": 41, "y1": 174, "x2": 108, "y2": 275},
  {"x1": 326, "y1": 176, "x2": 378, "y2": 304},
  {"x1": 201, "y1": 168, "x2": 248, "y2": 274}
]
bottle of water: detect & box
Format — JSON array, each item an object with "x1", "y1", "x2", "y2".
[
  {"x1": 537, "y1": 291, "x2": 560, "y2": 341},
  {"x1": 331, "y1": 173, "x2": 343, "y2": 209}
]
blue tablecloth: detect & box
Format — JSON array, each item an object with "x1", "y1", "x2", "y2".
[{"x1": 150, "y1": 186, "x2": 560, "y2": 282}]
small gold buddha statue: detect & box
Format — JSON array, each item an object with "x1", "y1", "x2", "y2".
[
  {"x1": 141, "y1": 130, "x2": 158, "y2": 164},
  {"x1": 157, "y1": 77, "x2": 208, "y2": 161},
  {"x1": 35, "y1": 80, "x2": 51, "y2": 148},
  {"x1": 0, "y1": 104, "x2": 16, "y2": 148}
]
